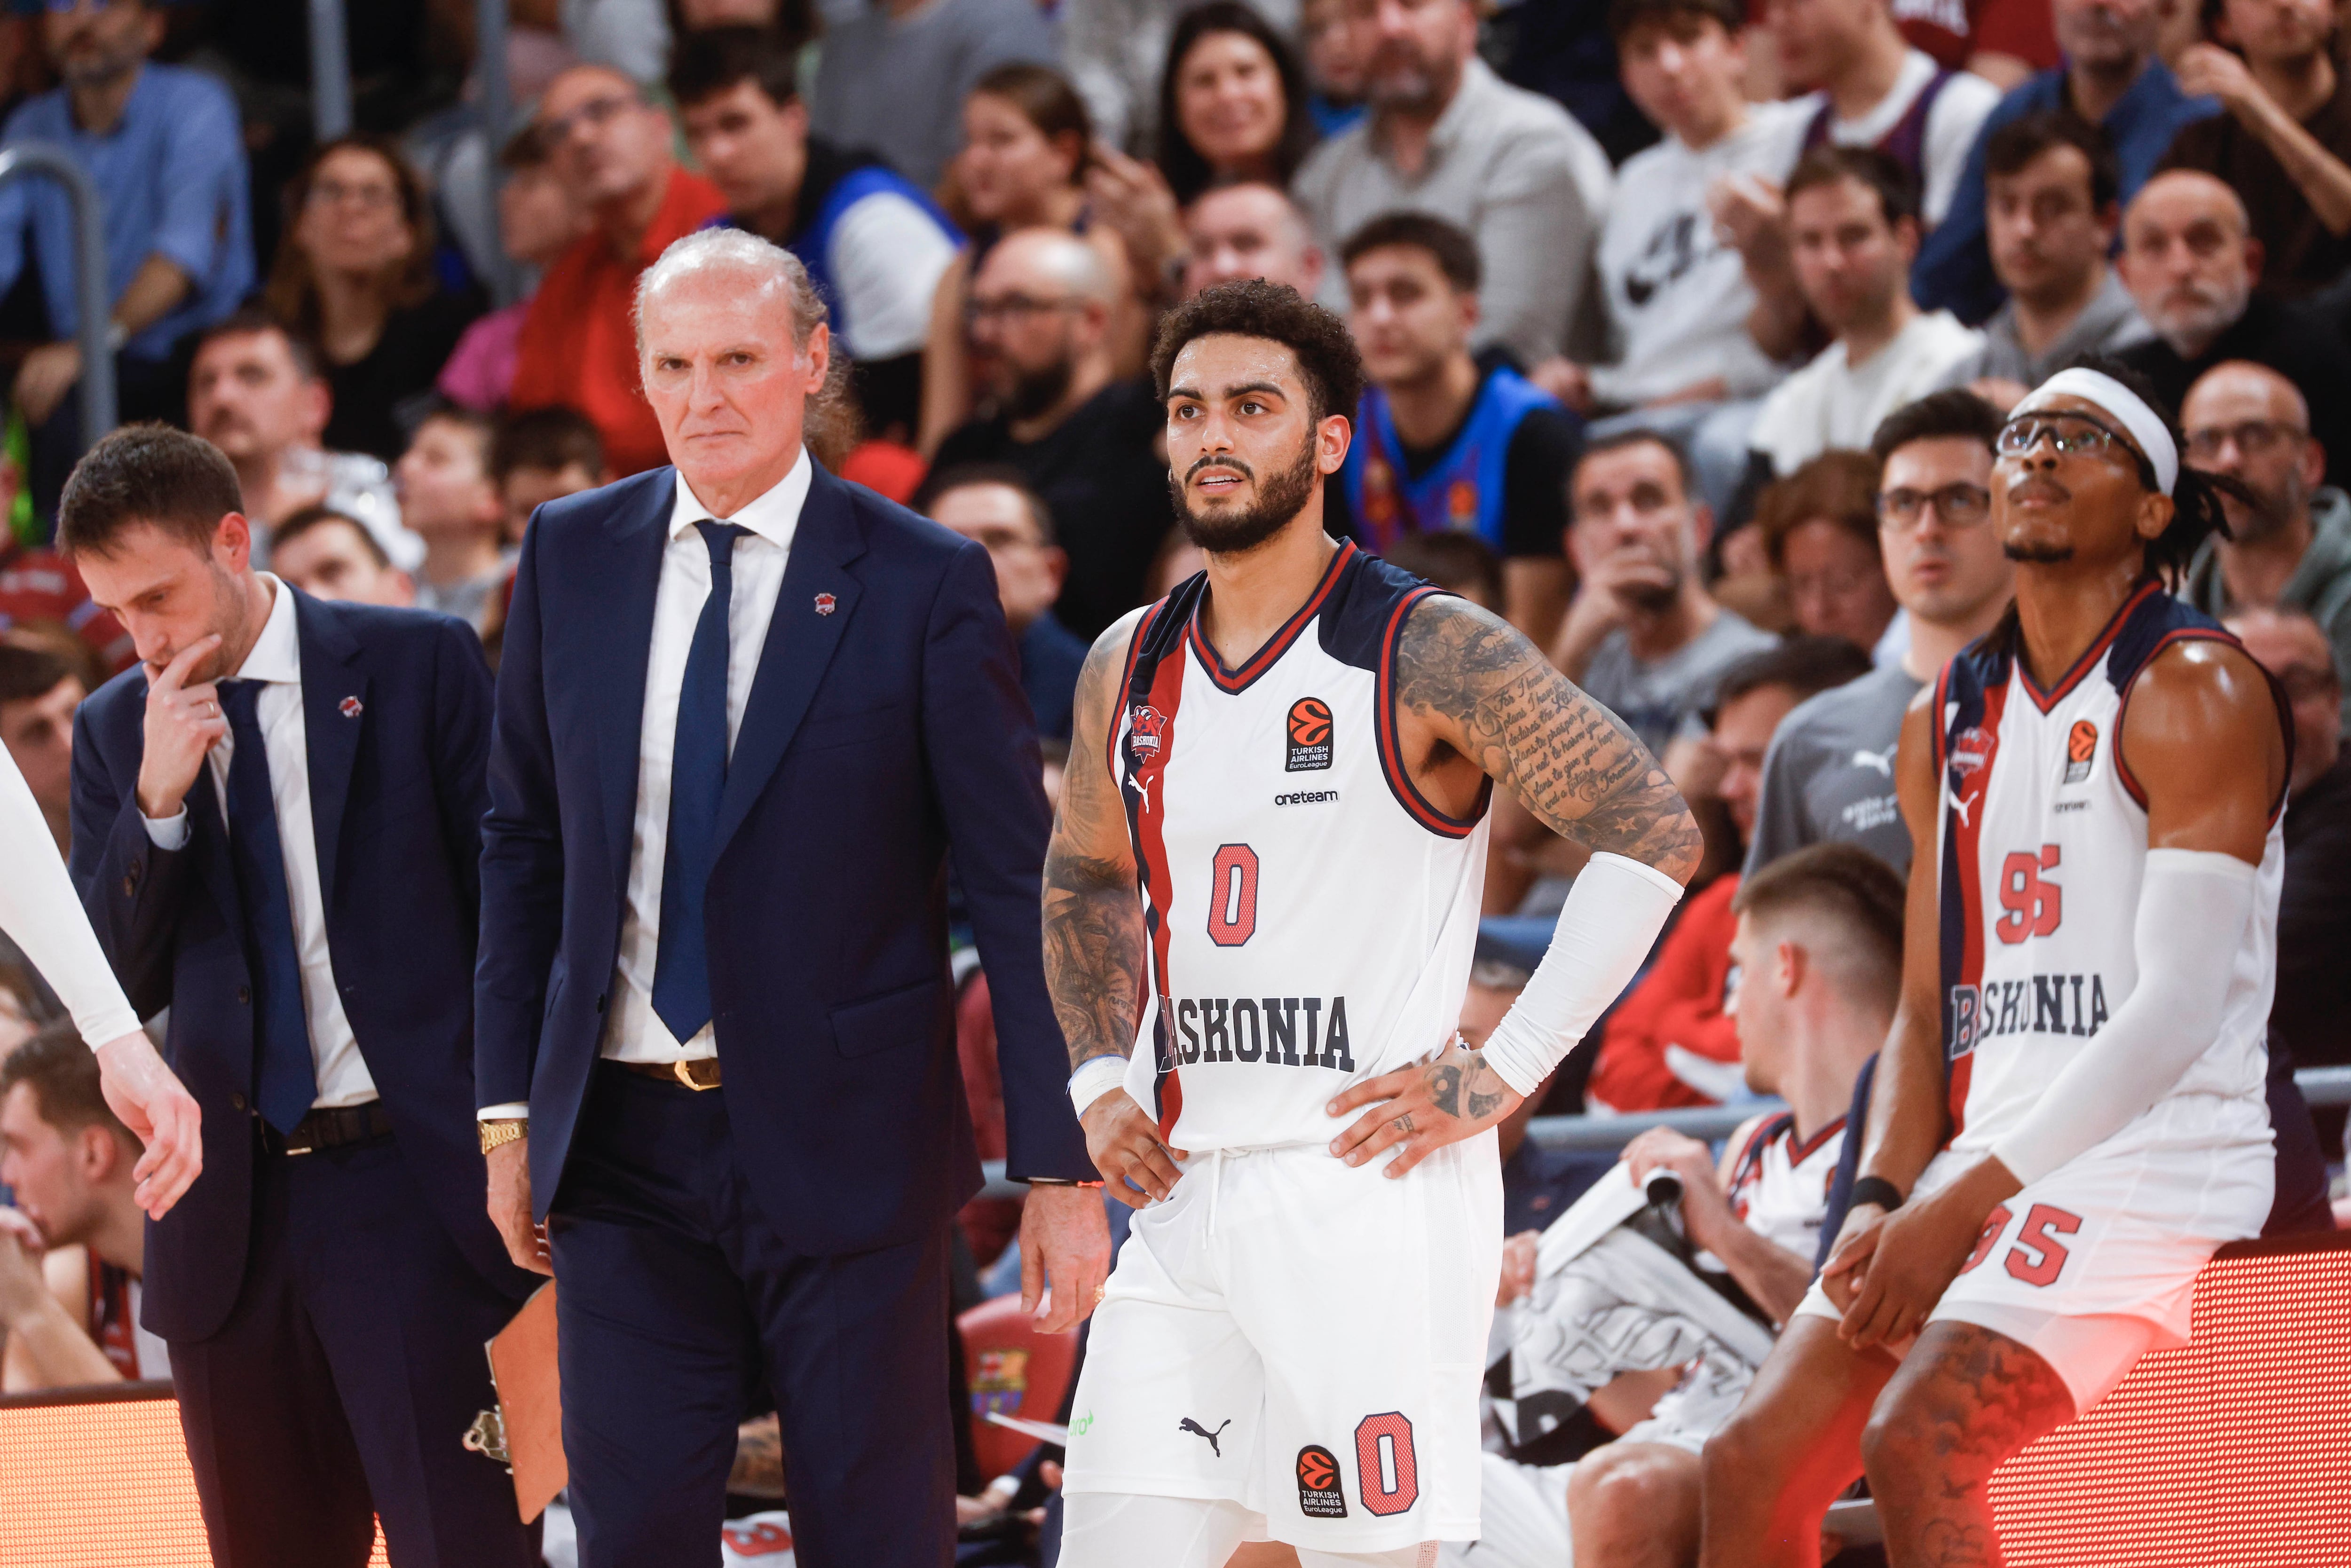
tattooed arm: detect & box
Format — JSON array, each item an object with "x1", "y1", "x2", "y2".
[
  {"x1": 1327, "y1": 593, "x2": 1702, "y2": 1177},
  {"x1": 1042, "y1": 609, "x2": 1186, "y2": 1207}
]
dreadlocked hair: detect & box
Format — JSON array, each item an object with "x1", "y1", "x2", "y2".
[{"x1": 2063, "y1": 354, "x2": 2246, "y2": 581}]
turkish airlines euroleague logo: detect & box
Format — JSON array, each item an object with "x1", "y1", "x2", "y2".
[
  {"x1": 1296, "y1": 1444, "x2": 1347, "y2": 1517},
  {"x1": 1286, "y1": 697, "x2": 1333, "y2": 772},
  {"x1": 2063, "y1": 719, "x2": 2098, "y2": 785}
]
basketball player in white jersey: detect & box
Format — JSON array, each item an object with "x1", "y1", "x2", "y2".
[
  {"x1": 1041, "y1": 280, "x2": 1704, "y2": 1568},
  {"x1": 1700, "y1": 358, "x2": 2289, "y2": 1568}
]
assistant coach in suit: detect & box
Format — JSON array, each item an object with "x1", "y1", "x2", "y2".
[
  {"x1": 61, "y1": 425, "x2": 540, "y2": 1567},
  {"x1": 475, "y1": 227, "x2": 1111, "y2": 1565}
]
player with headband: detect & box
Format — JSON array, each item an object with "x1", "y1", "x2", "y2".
[{"x1": 1699, "y1": 357, "x2": 2288, "y2": 1567}]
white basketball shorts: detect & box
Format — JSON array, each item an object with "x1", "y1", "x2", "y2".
[
  {"x1": 1794, "y1": 1100, "x2": 2272, "y2": 1411},
  {"x1": 1062, "y1": 1133, "x2": 1504, "y2": 1554}
]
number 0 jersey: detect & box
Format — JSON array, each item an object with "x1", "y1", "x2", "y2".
[
  {"x1": 1933, "y1": 582, "x2": 2284, "y2": 1163},
  {"x1": 1110, "y1": 543, "x2": 1493, "y2": 1152}
]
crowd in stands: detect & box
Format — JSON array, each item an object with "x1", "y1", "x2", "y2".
[{"x1": 0, "y1": 0, "x2": 2345, "y2": 1562}]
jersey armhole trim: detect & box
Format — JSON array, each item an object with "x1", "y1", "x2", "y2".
[
  {"x1": 2112, "y1": 628, "x2": 2293, "y2": 826},
  {"x1": 1374, "y1": 585, "x2": 1492, "y2": 839}
]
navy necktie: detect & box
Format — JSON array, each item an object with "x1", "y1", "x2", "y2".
[
  {"x1": 651, "y1": 520, "x2": 748, "y2": 1045},
  {"x1": 217, "y1": 679, "x2": 318, "y2": 1134}
]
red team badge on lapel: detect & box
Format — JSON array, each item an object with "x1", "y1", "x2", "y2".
[
  {"x1": 813, "y1": 592, "x2": 836, "y2": 615},
  {"x1": 339, "y1": 696, "x2": 363, "y2": 718}
]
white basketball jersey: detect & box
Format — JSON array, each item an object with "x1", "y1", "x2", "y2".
[
  {"x1": 1933, "y1": 583, "x2": 2282, "y2": 1161},
  {"x1": 1726, "y1": 1112, "x2": 1845, "y2": 1263},
  {"x1": 1110, "y1": 544, "x2": 1492, "y2": 1150}
]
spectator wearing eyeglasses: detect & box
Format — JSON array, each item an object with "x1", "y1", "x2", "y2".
[
  {"x1": 1937, "y1": 113, "x2": 2151, "y2": 410},
  {"x1": 1754, "y1": 451, "x2": 1901, "y2": 657},
  {"x1": 1745, "y1": 390, "x2": 2012, "y2": 878},
  {"x1": 929, "y1": 229, "x2": 1171, "y2": 638},
  {"x1": 0, "y1": 0, "x2": 252, "y2": 515},
  {"x1": 2177, "y1": 359, "x2": 2351, "y2": 726},
  {"x1": 509, "y1": 64, "x2": 728, "y2": 478},
  {"x1": 262, "y1": 135, "x2": 487, "y2": 465}
]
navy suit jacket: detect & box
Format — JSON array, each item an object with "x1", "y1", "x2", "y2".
[
  {"x1": 70, "y1": 590, "x2": 531, "y2": 1341},
  {"x1": 475, "y1": 462, "x2": 1092, "y2": 1253}
]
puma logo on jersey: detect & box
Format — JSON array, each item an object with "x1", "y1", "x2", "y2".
[
  {"x1": 1949, "y1": 974, "x2": 2112, "y2": 1056},
  {"x1": 1168, "y1": 995, "x2": 1356, "y2": 1070},
  {"x1": 1852, "y1": 744, "x2": 1897, "y2": 776},
  {"x1": 1180, "y1": 1417, "x2": 1232, "y2": 1456}
]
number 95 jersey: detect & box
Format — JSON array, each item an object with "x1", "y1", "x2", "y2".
[{"x1": 1110, "y1": 543, "x2": 1493, "y2": 1153}]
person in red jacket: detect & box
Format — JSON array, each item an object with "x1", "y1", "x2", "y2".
[{"x1": 1586, "y1": 637, "x2": 1873, "y2": 1111}]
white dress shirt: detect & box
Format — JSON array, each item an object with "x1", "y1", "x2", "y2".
[
  {"x1": 143, "y1": 575, "x2": 377, "y2": 1108},
  {"x1": 477, "y1": 451, "x2": 813, "y2": 1122}
]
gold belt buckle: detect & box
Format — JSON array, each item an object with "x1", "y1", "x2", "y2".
[{"x1": 671, "y1": 1057, "x2": 721, "y2": 1091}]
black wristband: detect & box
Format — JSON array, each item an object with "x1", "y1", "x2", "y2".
[{"x1": 1849, "y1": 1175, "x2": 1905, "y2": 1213}]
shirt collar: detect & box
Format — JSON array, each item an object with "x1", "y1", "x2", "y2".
[
  {"x1": 668, "y1": 448, "x2": 814, "y2": 552},
  {"x1": 1423, "y1": 57, "x2": 1495, "y2": 155},
  {"x1": 233, "y1": 574, "x2": 301, "y2": 685}
]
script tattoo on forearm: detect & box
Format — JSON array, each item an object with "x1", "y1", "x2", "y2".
[
  {"x1": 1395, "y1": 595, "x2": 1703, "y2": 882},
  {"x1": 1042, "y1": 624, "x2": 1150, "y2": 1071}
]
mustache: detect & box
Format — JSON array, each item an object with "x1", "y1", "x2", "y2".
[
  {"x1": 2007, "y1": 473, "x2": 2071, "y2": 504},
  {"x1": 1185, "y1": 454, "x2": 1255, "y2": 483}
]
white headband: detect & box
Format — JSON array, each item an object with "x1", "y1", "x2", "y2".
[{"x1": 2025, "y1": 368, "x2": 2178, "y2": 496}]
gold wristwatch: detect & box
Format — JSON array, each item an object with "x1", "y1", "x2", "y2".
[{"x1": 479, "y1": 1118, "x2": 528, "y2": 1155}]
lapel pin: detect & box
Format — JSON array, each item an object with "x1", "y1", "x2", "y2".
[
  {"x1": 339, "y1": 696, "x2": 363, "y2": 718},
  {"x1": 813, "y1": 592, "x2": 836, "y2": 616}
]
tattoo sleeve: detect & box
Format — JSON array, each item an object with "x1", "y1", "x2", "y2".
[
  {"x1": 1394, "y1": 595, "x2": 1703, "y2": 882},
  {"x1": 1042, "y1": 616, "x2": 1150, "y2": 1071}
]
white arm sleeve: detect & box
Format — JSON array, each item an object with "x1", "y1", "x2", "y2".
[
  {"x1": 1988, "y1": 848, "x2": 2257, "y2": 1187},
  {"x1": 0, "y1": 747, "x2": 142, "y2": 1048},
  {"x1": 1480, "y1": 851, "x2": 1686, "y2": 1097}
]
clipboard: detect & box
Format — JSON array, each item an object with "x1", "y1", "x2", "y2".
[{"x1": 466, "y1": 1281, "x2": 566, "y2": 1523}]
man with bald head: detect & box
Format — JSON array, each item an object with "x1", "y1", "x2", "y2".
[
  {"x1": 932, "y1": 227, "x2": 1174, "y2": 635},
  {"x1": 1182, "y1": 182, "x2": 1326, "y2": 299},
  {"x1": 2115, "y1": 169, "x2": 2351, "y2": 485},
  {"x1": 509, "y1": 64, "x2": 727, "y2": 478},
  {"x1": 476, "y1": 227, "x2": 1108, "y2": 1566},
  {"x1": 2181, "y1": 361, "x2": 2351, "y2": 724}
]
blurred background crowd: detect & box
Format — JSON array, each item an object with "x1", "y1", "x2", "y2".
[{"x1": 0, "y1": 0, "x2": 2348, "y2": 1561}]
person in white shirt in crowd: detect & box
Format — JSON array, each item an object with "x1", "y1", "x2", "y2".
[
  {"x1": 1, "y1": 1025, "x2": 170, "y2": 1391},
  {"x1": 1937, "y1": 112, "x2": 2150, "y2": 408},
  {"x1": 1179, "y1": 181, "x2": 1326, "y2": 299},
  {"x1": 394, "y1": 407, "x2": 513, "y2": 639},
  {"x1": 1746, "y1": 147, "x2": 1983, "y2": 481},
  {"x1": 185, "y1": 308, "x2": 413, "y2": 575},
  {"x1": 1746, "y1": 390, "x2": 2012, "y2": 880},
  {"x1": 1457, "y1": 843, "x2": 1906, "y2": 1568},
  {"x1": 1294, "y1": 0, "x2": 1614, "y2": 368}
]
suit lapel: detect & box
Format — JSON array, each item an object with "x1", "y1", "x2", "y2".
[
  {"x1": 711, "y1": 463, "x2": 868, "y2": 857},
  {"x1": 589, "y1": 473, "x2": 680, "y2": 893},
  {"x1": 293, "y1": 590, "x2": 366, "y2": 903}
]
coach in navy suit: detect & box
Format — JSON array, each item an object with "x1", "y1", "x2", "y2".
[
  {"x1": 474, "y1": 227, "x2": 1109, "y2": 1565},
  {"x1": 61, "y1": 426, "x2": 539, "y2": 1567}
]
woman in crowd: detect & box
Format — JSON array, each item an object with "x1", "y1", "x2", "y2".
[
  {"x1": 437, "y1": 126, "x2": 588, "y2": 412},
  {"x1": 920, "y1": 63, "x2": 1142, "y2": 456},
  {"x1": 1084, "y1": 1, "x2": 1322, "y2": 309},
  {"x1": 263, "y1": 135, "x2": 485, "y2": 463},
  {"x1": 1754, "y1": 450, "x2": 1900, "y2": 658}
]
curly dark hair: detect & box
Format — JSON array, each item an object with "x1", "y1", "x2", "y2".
[{"x1": 1150, "y1": 279, "x2": 1363, "y2": 424}]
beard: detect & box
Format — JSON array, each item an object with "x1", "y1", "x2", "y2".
[
  {"x1": 1615, "y1": 572, "x2": 1680, "y2": 613},
  {"x1": 1172, "y1": 435, "x2": 1320, "y2": 556},
  {"x1": 998, "y1": 358, "x2": 1075, "y2": 424}
]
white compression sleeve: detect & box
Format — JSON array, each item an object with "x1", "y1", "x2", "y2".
[
  {"x1": 1988, "y1": 848, "x2": 2258, "y2": 1187},
  {"x1": 1479, "y1": 852, "x2": 1686, "y2": 1098},
  {"x1": 0, "y1": 747, "x2": 141, "y2": 1047}
]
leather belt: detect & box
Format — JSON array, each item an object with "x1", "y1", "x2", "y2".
[
  {"x1": 616, "y1": 1057, "x2": 722, "y2": 1091},
  {"x1": 270, "y1": 1100, "x2": 394, "y2": 1158}
]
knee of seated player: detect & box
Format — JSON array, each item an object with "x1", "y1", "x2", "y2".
[
  {"x1": 1570, "y1": 1442, "x2": 1700, "y2": 1539},
  {"x1": 1861, "y1": 1323, "x2": 2069, "y2": 1497}
]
